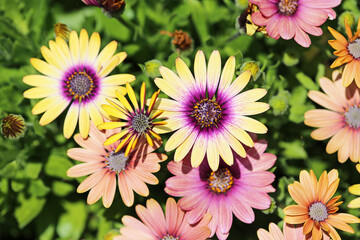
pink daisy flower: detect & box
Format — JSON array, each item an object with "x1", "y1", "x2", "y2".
[
  {"x1": 304, "y1": 70, "x2": 360, "y2": 163},
  {"x1": 114, "y1": 198, "x2": 211, "y2": 240},
  {"x1": 165, "y1": 136, "x2": 277, "y2": 239},
  {"x1": 249, "y1": 0, "x2": 341, "y2": 47},
  {"x1": 66, "y1": 122, "x2": 167, "y2": 208},
  {"x1": 257, "y1": 222, "x2": 331, "y2": 240}
]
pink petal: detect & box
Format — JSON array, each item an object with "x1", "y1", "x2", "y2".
[
  {"x1": 257, "y1": 1, "x2": 278, "y2": 17},
  {"x1": 251, "y1": 12, "x2": 270, "y2": 26},
  {"x1": 74, "y1": 133, "x2": 107, "y2": 155},
  {"x1": 87, "y1": 171, "x2": 110, "y2": 205},
  {"x1": 294, "y1": 25, "x2": 311, "y2": 47},
  {"x1": 186, "y1": 192, "x2": 213, "y2": 224},
  {"x1": 102, "y1": 172, "x2": 116, "y2": 208},
  {"x1": 300, "y1": 0, "x2": 341, "y2": 8},
  {"x1": 278, "y1": 16, "x2": 296, "y2": 40},
  {"x1": 165, "y1": 198, "x2": 179, "y2": 236},
  {"x1": 67, "y1": 161, "x2": 104, "y2": 177},
  {"x1": 67, "y1": 148, "x2": 104, "y2": 162},
  {"x1": 77, "y1": 168, "x2": 107, "y2": 193},
  {"x1": 126, "y1": 169, "x2": 150, "y2": 196},
  {"x1": 294, "y1": 16, "x2": 323, "y2": 36},
  {"x1": 296, "y1": 5, "x2": 328, "y2": 26},
  {"x1": 229, "y1": 192, "x2": 255, "y2": 223},
  {"x1": 218, "y1": 196, "x2": 233, "y2": 234},
  {"x1": 265, "y1": 15, "x2": 281, "y2": 39},
  {"x1": 118, "y1": 173, "x2": 134, "y2": 207}
]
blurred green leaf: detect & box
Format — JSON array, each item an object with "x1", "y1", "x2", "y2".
[
  {"x1": 295, "y1": 72, "x2": 319, "y2": 91},
  {"x1": 15, "y1": 193, "x2": 46, "y2": 229},
  {"x1": 29, "y1": 179, "x2": 50, "y2": 197},
  {"x1": 52, "y1": 181, "x2": 74, "y2": 197},
  {"x1": 279, "y1": 140, "x2": 308, "y2": 160},
  {"x1": 45, "y1": 149, "x2": 73, "y2": 180},
  {"x1": 25, "y1": 162, "x2": 42, "y2": 179}
]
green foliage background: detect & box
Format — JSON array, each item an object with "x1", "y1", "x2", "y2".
[{"x1": 1, "y1": 0, "x2": 360, "y2": 239}]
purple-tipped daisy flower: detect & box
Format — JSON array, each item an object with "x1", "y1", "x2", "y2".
[
  {"x1": 249, "y1": 0, "x2": 341, "y2": 47},
  {"x1": 165, "y1": 135, "x2": 277, "y2": 240},
  {"x1": 23, "y1": 29, "x2": 135, "y2": 139}
]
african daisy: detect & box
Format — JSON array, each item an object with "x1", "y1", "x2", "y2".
[
  {"x1": 23, "y1": 29, "x2": 135, "y2": 139},
  {"x1": 348, "y1": 164, "x2": 360, "y2": 208},
  {"x1": 328, "y1": 18, "x2": 360, "y2": 87},
  {"x1": 165, "y1": 136, "x2": 276, "y2": 239},
  {"x1": 98, "y1": 82, "x2": 165, "y2": 156},
  {"x1": 304, "y1": 70, "x2": 360, "y2": 163},
  {"x1": 153, "y1": 50, "x2": 269, "y2": 171},
  {"x1": 114, "y1": 198, "x2": 211, "y2": 240},
  {"x1": 258, "y1": 222, "x2": 331, "y2": 240},
  {"x1": 283, "y1": 169, "x2": 360, "y2": 240},
  {"x1": 66, "y1": 122, "x2": 166, "y2": 207},
  {"x1": 249, "y1": 0, "x2": 341, "y2": 47}
]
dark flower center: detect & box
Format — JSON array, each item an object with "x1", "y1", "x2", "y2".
[
  {"x1": 309, "y1": 202, "x2": 328, "y2": 222},
  {"x1": 105, "y1": 151, "x2": 128, "y2": 173},
  {"x1": 278, "y1": 0, "x2": 298, "y2": 16},
  {"x1": 345, "y1": 105, "x2": 360, "y2": 129},
  {"x1": 132, "y1": 113, "x2": 150, "y2": 133},
  {"x1": 348, "y1": 39, "x2": 360, "y2": 59},
  {"x1": 192, "y1": 98, "x2": 222, "y2": 128},
  {"x1": 208, "y1": 168, "x2": 233, "y2": 193},
  {"x1": 66, "y1": 70, "x2": 95, "y2": 101}
]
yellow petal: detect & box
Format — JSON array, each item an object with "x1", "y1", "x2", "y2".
[
  {"x1": 23, "y1": 87, "x2": 59, "y2": 99},
  {"x1": 31, "y1": 96, "x2": 59, "y2": 115},
  {"x1": 194, "y1": 50, "x2": 206, "y2": 92},
  {"x1": 175, "y1": 57, "x2": 195, "y2": 87},
  {"x1": 206, "y1": 50, "x2": 221, "y2": 97},
  {"x1": 98, "y1": 121, "x2": 128, "y2": 130},
  {"x1": 79, "y1": 29, "x2": 89, "y2": 62},
  {"x1": 39, "y1": 99, "x2": 69, "y2": 125},
  {"x1": 23, "y1": 75, "x2": 57, "y2": 86},
  {"x1": 95, "y1": 40, "x2": 117, "y2": 70},
  {"x1": 63, "y1": 103, "x2": 79, "y2": 139},
  {"x1": 41, "y1": 46, "x2": 64, "y2": 71},
  {"x1": 165, "y1": 125, "x2": 194, "y2": 152},
  {"x1": 30, "y1": 58, "x2": 62, "y2": 79},
  {"x1": 349, "y1": 184, "x2": 360, "y2": 195},
  {"x1": 87, "y1": 32, "x2": 101, "y2": 64},
  {"x1": 207, "y1": 138, "x2": 220, "y2": 171},
  {"x1": 224, "y1": 123, "x2": 254, "y2": 147},
  {"x1": 218, "y1": 56, "x2": 235, "y2": 92},
  {"x1": 104, "y1": 129, "x2": 130, "y2": 146},
  {"x1": 174, "y1": 130, "x2": 198, "y2": 162},
  {"x1": 79, "y1": 105, "x2": 90, "y2": 138},
  {"x1": 235, "y1": 116, "x2": 268, "y2": 134},
  {"x1": 116, "y1": 90, "x2": 134, "y2": 114},
  {"x1": 69, "y1": 31, "x2": 80, "y2": 63},
  {"x1": 191, "y1": 133, "x2": 208, "y2": 167},
  {"x1": 348, "y1": 197, "x2": 360, "y2": 208},
  {"x1": 102, "y1": 74, "x2": 135, "y2": 86},
  {"x1": 98, "y1": 54, "x2": 120, "y2": 77},
  {"x1": 87, "y1": 103, "x2": 104, "y2": 128},
  {"x1": 125, "y1": 83, "x2": 139, "y2": 111}
]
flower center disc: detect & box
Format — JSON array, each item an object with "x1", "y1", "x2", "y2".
[
  {"x1": 278, "y1": 0, "x2": 298, "y2": 15},
  {"x1": 208, "y1": 168, "x2": 234, "y2": 193},
  {"x1": 348, "y1": 39, "x2": 360, "y2": 59},
  {"x1": 66, "y1": 70, "x2": 95, "y2": 101},
  {"x1": 160, "y1": 235, "x2": 179, "y2": 240},
  {"x1": 105, "y1": 151, "x2": 129, "y2": 173},
  {"x1": 309, "y1": 202, "x2": 328, "y2": 222},
  {"x1": 193, "y1": 98, "x2": 222, "y2": 128},
  {"x1": 345, "y1": 105, "x2": 360, "y2": 129},
  {"x1": 132, "y1": 113, "x2": 150, "y2": 133}
]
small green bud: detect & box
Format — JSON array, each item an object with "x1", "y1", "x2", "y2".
[
  {"x1": 269, "y1": 91, "x2": 291, "y2": 116},
  {"x1": 145, "y1": 59, "x2": 163, "y2": 79},
  {"x1": 241, "y1": 61, "x2": 261, "y2": 81},
  {"x1": 1, "y1": 114, "x2": 26, "y2": 140},
  {"x1": 338, "y1": 11, "x2": 355, "y2": 29}
]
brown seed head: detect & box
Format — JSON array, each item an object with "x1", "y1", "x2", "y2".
[{"x1": 1, "y1": 114, "x2": 26, "y2": 140}]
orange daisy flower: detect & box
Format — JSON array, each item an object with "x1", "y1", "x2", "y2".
[
  {"x1": 328, "y1": 18, "x2": 360, "y2": 87},
  {"x1": 283, "y1": 169, "x2": 360, "y2": 240}
]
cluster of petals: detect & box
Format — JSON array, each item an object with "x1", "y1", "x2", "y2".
[
  {"x1": 249, "y1": 0, "x2": 341, "y2": 47},
  {"x1": 348, "y1": 164, "x2": 360, "y2": 209},
  {"x1": 305, "y1": 70, "x2": 360, "y2": 163},
  {"x1": 153, "y1": 50, "x2": 269, "y2": 171},
  {"x1": 66, "y1": 122, "x2": 167, "y2": 207},
  {"x1": 328, "y1": 18, "x2": 360, "y2": 87},
  {"x1": 165, "y1": 136, "x2": 276, "y2": 240},
  {"x1": 23, "y1": 29, "x2": 134, "y2": 139},
  {"x1": 257, "y1": 222, "x2": 331, "y2": 240},
  {"x1": 283, "y1": 169, "x2": 360, "y2": 240},
  {"x1": 114, "y1": 198, "x2": 211, "y2": 240}
]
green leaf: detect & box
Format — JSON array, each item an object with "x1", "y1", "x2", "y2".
[
  {"x1": 52, "y1": 181, "x2": 74, "y2": 197},
  {"x1": 45, "y1": 149, "x2": 73, "y2": 180},
  {"x1": 295, "y1": 72, "x2": 319, "y2": 91},
  {"x1": 279, "y1": 140, "x2": 308, "y2": 159},
  {"x1": 187, "y1": 0, "x2": 209, "y2": 45},
  {"x1": 25, "y1": 162, "x2": 42, "y2": 179},
  {"x1": 29, "y1": 179, "x2": 50, "y2": 197},
  {"x1": 14, "y1": 193, "x2": 46, "y2": 229},
  {"x1": 0, "y1": 161, "x2": 18, "y2": 178},
  {"x1": 56, "y1": 201, "x2": 88, "y2": 240}
]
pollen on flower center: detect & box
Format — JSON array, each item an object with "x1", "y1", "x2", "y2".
[
  {"x1": 348, "y1": 39, "x2": 360, "y2": 59},
  {"x1": 193, "y1": 98, "x2": 222, "y2": 128},
  {"x1": 208, "y1": 168, "x2": 234, "y2": 193},
  {"x1": 105, "y1": 150, "x2": 129, "y2": 173},
  {"x1": 160, "y1": 234, "x2": 179, "y2": 240},
  {"x1": 278, "y1": 0, "x2": 298, "y2": 15},
  {"x1": 66, "y1": 70, "x2": 95, "y2": 101},
  {"x1": 132, "y1": 113, "x2": 150, "y2": 133},
  {"x1": 345, "y1": 105, "x2": 360, "y2": 129},
  {"x1": 309, "y1": 202, "x2": 328, "y2": 222}
]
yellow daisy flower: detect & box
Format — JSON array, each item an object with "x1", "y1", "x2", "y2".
[
  {"x1": 23, "y1": 29, "x2": 135, "y2": 139},
  {"x1": 348, "y1": 164, "x2": 360, "y2": 208},
  {"x1": 98, "y1": 82, "x2": 165, "y2": 156}
]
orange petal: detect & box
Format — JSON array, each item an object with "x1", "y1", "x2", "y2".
[
  {"x1": 328, "y1": 27, "x2": 348, "y2": 46},
  {"x1": 312, "y1": 222, "x2": 323, "y2": 240},
  {"x1": 328, "y1": 40, "x2": 346, "y2": 50},
  {"x1": 322, "y1": 179, "x2": 340, "y2": 203},
  {"x1": 303, "y1": 218, "x2": 314, "y2": 235},
  {"x1": 283, "y1": 205, "x2": 309, "y2": 216},
  {"x1": 345, "y1": 18, "x2": 353, "y2": 39},
  {"x1": 316, "y1": 171, "x2": 329, "y2": 202},
  {"x1": 300, "y1": 170, "x2": 316, "y2": 203},
  {"x1": 288, "y1": 182, "x2": 311, "y2": 206},
  {"x1": 284, "y1": 215, "x2": 309, "y2": 224},
  {"x1": 328, "y1": 213, "x2": 360, "y2": 224},
  {"x1": 326, "y1": 218, "x2": 355, "y2": 233},
  {"x1": 327, "y1": 223, "x2": 341, "y2": 240}
]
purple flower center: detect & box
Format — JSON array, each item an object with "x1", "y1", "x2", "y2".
[
  {"x1": 208, "y1": 168, "x2": 233, "y2": 193},
  {"x1": 64, "y1": 67, "x2": 98, "y2": 102},
  {"x1": 132, "y1": 113, "x2": 150, "y2": 133},
  {"x1": 160, "y1": 235, "x2": 179, "y2": 240},
  {"x1": 192, "y1": 98, "x2": 222, "y2": 128},
  {"x1": 345, "y1": 105, "x2": 360, "y2": 129},
  {"x1": 105, "y1": 150, "x2": 128, "y2": 173},
  {"x1": 278, "y1": 0, "x2": 298, "y2": 16},
  {"x1": 348, "y1": 39, "x2": 360, "y2": 59},
  {"x1": 309, "y1": 202, "x2": 328, "y2": 222}
]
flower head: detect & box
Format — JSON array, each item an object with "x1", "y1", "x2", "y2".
[
  {"x1": 114, "y1": 198, "x2": 211, "y2": 240},
  {"x1": 304, "y1": 70, "x2": 360, "y2": 163},
  {"x1": 348, "y1": 164, "x2": 360, "y2": 208},
  {"x1": 284, "y1": 169, "x2": 360, "y2": 240},
  {"x1": 82, "y1": 0, "x2": 125, "y2": 17},
  {"x1": 165, "y1": 137, "x2": 276, "y2": 239},
  {"x1": 257, "y1": 222, "x2": 331, "y2": 240},
  {"x1": 161, "y1": 30, "x2": 193, "y2": 52},
  {"x1": 23, "y1": 29, "x2": 135, "y2": 139},
  {"x1": 1, "y1": 114, "x2": 26, "y2": 140},
  {"x1": 328, "y1": 18, "x2": 360, "y2": 87},
  {"x1": 54, "y1": 23, "x2": 70, "y2": 40},
  {"x1": 66, "y1": 122, "x2": 166, "y2": 207},
  {"x1": 153, "y1": 50, "x2": 269, "y2": 171},
  {"x1": 98, "y1": 82, "x2": 165, "y2": 156},
  {"x1": 249, "y1": 0, "x2": 341, "y2": 47}
]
